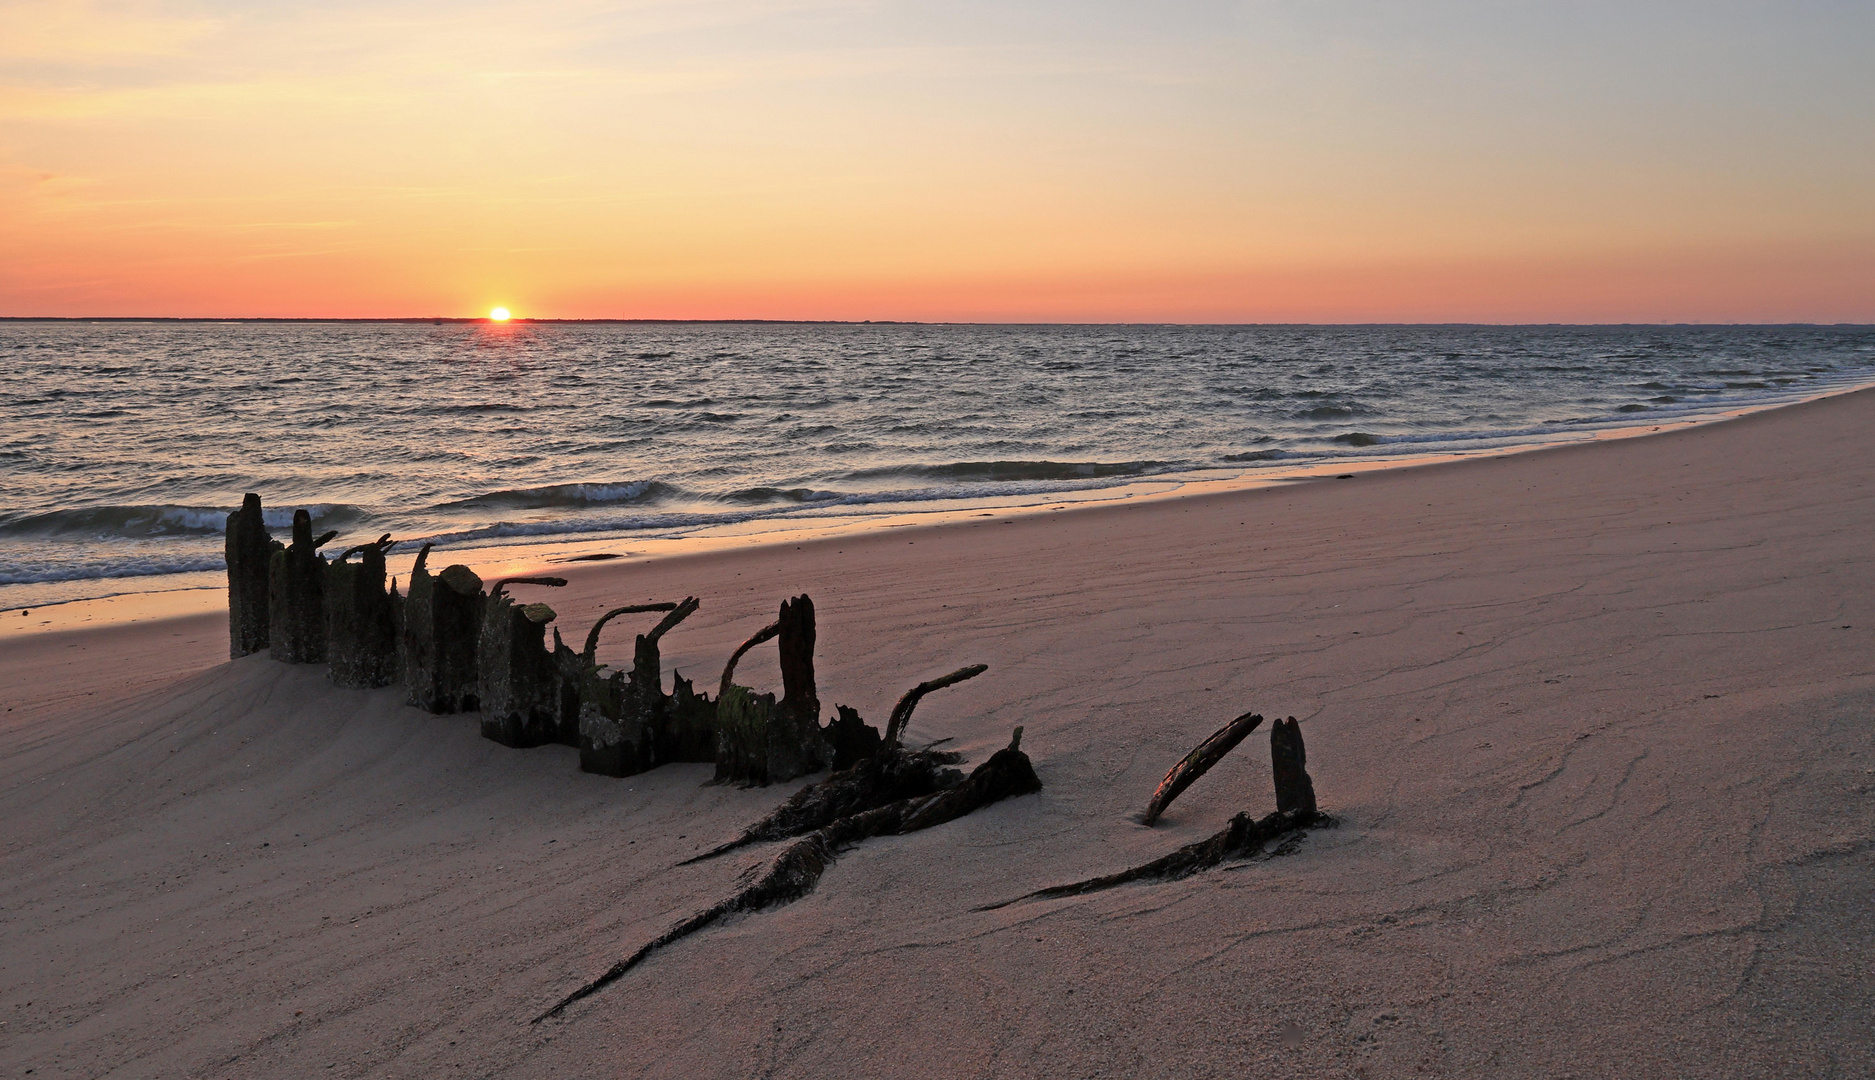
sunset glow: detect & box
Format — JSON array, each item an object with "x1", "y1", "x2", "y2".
[
  {"x1": 489, "y1": 308, "x2": 511, "y2": 322},
  {"x1": 2, "y1": 2, "x2": 1871, "y2": 322}
]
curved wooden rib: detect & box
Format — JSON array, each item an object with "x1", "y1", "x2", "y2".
[
  {"x1": 1140, "y1": 711, "x2": 1263, "y2": 826},
  {"x1": 882, "y1": 664, "x2": 989, "y2": 748}
]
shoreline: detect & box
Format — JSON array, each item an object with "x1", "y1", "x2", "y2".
[{"x1": 8, "y1": 376, "x2": 1872, "y2": 638}]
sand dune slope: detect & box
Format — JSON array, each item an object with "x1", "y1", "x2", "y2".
[{"x1": 4, "y1": 393, "x2": 1874, "y2": 1078}]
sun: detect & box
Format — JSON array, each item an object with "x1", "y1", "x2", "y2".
[{"x1": 489, "y1": 307, "x2": 511, "y2": 322}]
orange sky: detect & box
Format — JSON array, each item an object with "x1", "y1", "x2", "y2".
[{"x1": 3, "y1": 1, "x2": 1872, "y2": 322}]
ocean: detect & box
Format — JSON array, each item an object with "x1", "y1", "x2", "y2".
[{"x1": 4, "y1": 321, "x2": 1873, "y2": 612}]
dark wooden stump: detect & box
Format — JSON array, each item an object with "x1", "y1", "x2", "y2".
[
  {"x1": 713, "y1": 595, "x2": 832, "y2": 786},
  {"x1": 326, "y1": 535, "x2": 398, "y2": 688},
  {"x1": 663, "y1": 672, "x2": 717, "y2": 763},
  {"x1": 478, "y1": 577, "x2": 568, "y2": 747},
  {"x1": 267, "y1": 509, "x2": 335, "y2": 664},
  {"x1": 1271, "y1": 716, "x2": 1317, "y2": 814},
  {"x1": 224, "y1": 493, "x2": 277, "y2": 658},
  {"x1": 400, "y1": 546, "x2": 485, "y2": 713},
  {"x1": 577, "y1": 599, "x2": 697, "y2": 777}
]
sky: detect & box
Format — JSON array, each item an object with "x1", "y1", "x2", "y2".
[{"x1": 2, "y1": 0, "x2": 1872, "y2": 321}]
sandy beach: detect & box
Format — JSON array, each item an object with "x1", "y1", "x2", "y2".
[{"x1": 3, "y1": 387, "x2": 1871, "y2": 1078}]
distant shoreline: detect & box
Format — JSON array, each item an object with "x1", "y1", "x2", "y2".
[{"x1": 3, "y1": 317, "x2": 1871, "y2": 328}]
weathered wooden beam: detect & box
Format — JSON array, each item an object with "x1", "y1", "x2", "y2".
[
  {"x1": 537, "y1": 728, "x2": 1040, "y2": 1020},
  {"x1": 713, "y1": 595, "x2": 832, "y2": 786},
  {"x1": 1271, "y1": 716, "x2": 1317, "y2": 814},
  {"x1": 883, "y1": 664, "x2": 988, "y2": 748},
  {"x1": 479, "y1": 578, "x2": 569, "y2": 747},
  {"x1": 267, "y1": 509, "x2": 332, "y2": 664},
  {"x1": 1141, "y1": 711, "x2": 1263, "y2": 826},
  {"x1": 577, "y1": 598, "x2": 701, "y2": 776},
  {"x1": 400, "y1": 545, "x2": 486, "y2": 713},
  {"x1": 326, "y1": 534, "x2": 398, "y2": 688},
  {"x1": 224, "y1": 493, "x2": 278, "y2": 658},
  {"x1": 979, "y1": 720, "x2": 1325, "y2": 910},
  {"x1": 682, "y1": 744, "x2": 965, "y2": 864}
]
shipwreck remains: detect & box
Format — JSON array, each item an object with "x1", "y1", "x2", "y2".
[
  {"x1": 268, "y1": 509, "x2": 338, "y2": 664},
  {"x1": 684, "y1": 663, "x2": 987, "y2": 864},
  {"x1": 399, "y1": 545, "x2": 486, "y2": 714},
  {"x1": 575, "y1": 598, "x2": 703, "y2": 776},
  {"x1": 326, "y1": 534, "x2": 399, "y2": 689},
  {"x1": 478, "y1": 576, "x2": 572, "y2": 747},
  {"x1": 537, "y1": 727, "x2": 1041, "y2": 1021},
  {"x1": 977, "y1": 715, "x2": 1324, "y2": 910},
  {"x1": 225, "y1": 493, "x2": 277, "y2": 658},
  {"x1": 713, "y1": 595, "x2": 832, "y2": 786}
]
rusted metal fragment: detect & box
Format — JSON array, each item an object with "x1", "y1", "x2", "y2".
[
  {"x1": 1271, "y1": 716, "x2": 1317, "y2": 814},
  {"x1": 576, "y1": 599, "x2": 698, "y2": 777},
  {"x1": 326, "y1": 534, "x2": 398, "y2": 688},
  {"x1": 682, "y1": 745, "x2": 964, "y2": 864},
  {"x1": 267, "y1": 509, "x2": 336, "y2": 664},
  {"x1": 400, "y1": 546, "x2": 486, "y2": 713},
  {"x1": 478, "y1": 577, "x2": 569, "y2": 747},
  {"x1": 224, "y1": 493, "x2": 278, "y2": 658},
  {"x1": 536, "y1": 728, "x2": 1040, "y2": 1020},
  {"x1": 980, "y1": 719, "x2": 1325, "y2": 910},
  {"x1": 1141, "y1": 711, "x2": 1263, "y2": 826},
  {"x1": 713, "y1": 595, "x2": 831, "y2": 786}
]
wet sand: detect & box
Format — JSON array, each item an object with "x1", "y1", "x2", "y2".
[{"x1": 2, "y1": 389, "x2": 1872, "y2": 1078}]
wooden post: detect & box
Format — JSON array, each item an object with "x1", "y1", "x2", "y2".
[
  {"x1": 326, "y1": 535, "x2": 398, "y2": 688},
  {"x1": 224, "y1": 493, "x2": 278, "y2": 658},
  {"x1": 713, "y1": 595, "x2": 832, "y2": 786},
  {"x1": 400, "y1": 546, "x2": 485, "y2": 713},
  {"x1": 478, "y1": 577, "x2": 567, "y2": 747},
  {"x1": 267, "y1": 509, "x2": 335, "y2": 664},
  {"x1": 577, "y1": 599, "x2": 698, "y2": 777}
]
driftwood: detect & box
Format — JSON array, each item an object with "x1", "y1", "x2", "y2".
[
  {"x1": 536, "y1": 728, "x2": 1040, "y2": 1021},
  {"x1": 978, "y1": 717, "x2": 1323, "y2": 910},
  {"x1": 268, "y1": 510, "x2": 337, "y2": 664},
  {"x1": 686, "y1": 662, "x2": 991, "y2": 862},
  {"x1": 682, "y1": 746, "x2": 965, "y2": 864},
  {"x1": 714, "y1": 595, "x2": 831, "y2": 786},
  {"x1": 326, "y1": 534, "x2": 398, "y2": 688},
  {"x1": 399, "y1": 546, "x2": 486, "y2": 713},
  {"x1": 478, "y1": 577, "x2": 569, "y2": 747},
  {"x1": 577, "y1": 599, "x2": 703, "y2": 776},
  {"x1": 883, "y1": 664, "x2": 988, "y2": 747},
  {"x1": 1141, "y1": 711, "x2": 1263, "y2": 826},
  {"x1": 224, "y1": 493, "x2": 277, "y2": 658}
]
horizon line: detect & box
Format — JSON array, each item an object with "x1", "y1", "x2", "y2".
[{"x1": 3, "y1": 316, "x2": 1873, "y2": 329}]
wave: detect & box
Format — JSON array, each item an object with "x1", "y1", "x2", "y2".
[
  {"x1": 0, "y1": 502, "x2": 369, "y2": 540},
  {"x1": 841, "y1": 459, "x2": 1175, "y2": 484},
  {"x1": 433, "y1": 481, "x2": 681, "y2": 511},
  {"x1": 717, "y1": 486, "x2": 847, "y2": 505},
  {"x1": 0, "y1": 554, "x2": 226, "y2": 586}
]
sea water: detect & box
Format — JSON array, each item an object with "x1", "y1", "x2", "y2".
[{"x1": 4, "y1": 321, "x2": 1873, "y2": 611}]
